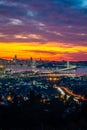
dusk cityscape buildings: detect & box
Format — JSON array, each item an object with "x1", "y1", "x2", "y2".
[
  {"x1": 0, "y1": 55, "x2": 87, "y2": 130},
  {"x1": 0, "y1": 56, "x2": 87, "y2": 129}
]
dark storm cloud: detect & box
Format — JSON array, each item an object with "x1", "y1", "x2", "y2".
[
  {"x1": 0, "y1": 0, "x2": 87, "y2": 46},
  {"x1": 23, "y1": 50, "x2": 57, "y2": 55}
]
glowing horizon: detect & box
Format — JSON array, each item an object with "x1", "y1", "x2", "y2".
[{"x1": 0, "y1": 42, "x2": 87, "y2": 61}]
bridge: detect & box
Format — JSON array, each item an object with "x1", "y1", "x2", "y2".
[
  {"x1": 4, "y1": 61, "x2": 87, "y2": 77},
  {"x1": 5, "y1": 65, "x2": 77, "y2": 77}
]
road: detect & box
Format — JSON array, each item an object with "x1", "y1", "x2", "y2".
[{"x1": 61, "y1": 87, "x2": 87, "y2": 101}]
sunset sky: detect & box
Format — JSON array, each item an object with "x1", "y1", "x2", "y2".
[{"x1": 0, "y1": 0, "x2": 87, "y2": 61}]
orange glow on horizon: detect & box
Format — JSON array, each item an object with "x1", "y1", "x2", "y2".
[{"x1": 0, "y1": 42, "x2": 87, "y2": 61}]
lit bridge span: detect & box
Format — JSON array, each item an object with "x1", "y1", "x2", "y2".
[{"x1": 6, "y1": 65, "x2": 77, "y2": 77}]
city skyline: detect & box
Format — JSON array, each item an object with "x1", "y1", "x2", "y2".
[{"x1": 0, "y1": 0, "x2": 87, "y2": 61}]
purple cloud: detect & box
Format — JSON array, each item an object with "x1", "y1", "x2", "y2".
[{"x1": 0, "y1": 0, "x2": 87, "y2": 47}]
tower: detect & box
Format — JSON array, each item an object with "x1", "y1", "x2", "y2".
[{"x1": 67, "y1": 61, "x2": 70, "y2": 68}]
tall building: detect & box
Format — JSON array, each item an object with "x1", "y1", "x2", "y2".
[
  {"x1": 30, "y1": 57, "x2": 33, "y2": 63},
  {"x1": 13, "y1": 55, "x2": 17, "y2": 63},
  {"x1": 30, "y1": 58, "x2": 36, "y2": 69},
  {"x1": 13, "y1": 55, "x2": 18, "y2": 65},
  {"x1": 31, "y1": 59, "x2": 36, "y2": 69}
]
